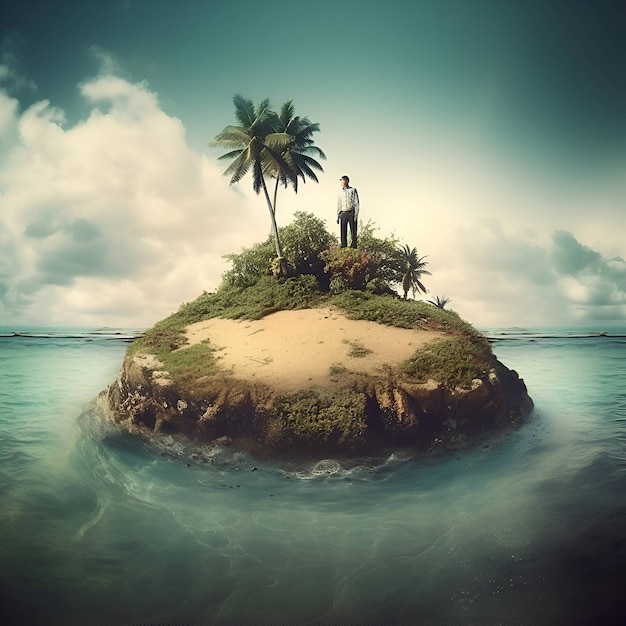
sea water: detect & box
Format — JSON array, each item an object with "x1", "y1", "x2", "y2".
[{"x1": 0, "y1": 326, "x2": 624, "y2": 625}]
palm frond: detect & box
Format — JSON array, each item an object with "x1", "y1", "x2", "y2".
[
  {"x1": 260, "y1": 144, "x2": 298, "y2": 185},
  {"x1": 251, "y1": 158, "x2": 264, "y2": 194},
  {"x1": 264, "y1": 132, "x2": 296, "y2": 152},
  {"x1": 414, "y1": 279, "x2": 428, "y2": 294},
  {"x1": 217, "y1": 149, "x2": 244, "y2": 161},
  {"x1": 399, "y1": 244, "x2": 430, "y2": 298},
  {"x1": 294, "y1": 160, "x2": 320, "y2": 183},
  {"x1": 209, "y1": 127, "x2": 250, "y2": 148},
  {"x1": 298, "y1": 152, "x2": 325, "y2": 168},
  {"x1": 232, "y1": 94, "x2": 257, "y2": 128},
  {"x1": 278, "y1": 100, "x2": 296, "y2": 127},
  {"x1": 428, "y1": 295, "x2": 451, "y2": 309},
  {"x1": 223, "y1": 152, "x2": 251, "y2": 184}
]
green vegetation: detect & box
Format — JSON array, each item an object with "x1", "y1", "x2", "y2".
[
  {"x1": 211, "y1": 95, "x2": 325, "y2": 277},
  {"x1": 222, "y1": 212, "x2": 334, "y2": 289},
  {"x1": 343, "y1": 339, "x2": 372, "y2": 358},
  {"x1": 163, "y1": 341, "x2": 222, "y2": 380},
  {"x1": 269, "y1": 100, "x2": 326, "y2": 218},
  {"x1": 128, "y1": 324, "x2": 221, "y2": 380},
  {"x1": 400, "y1": 334, "x2": 492, "y2": 388},
  {"x1": 399, "y1": 244, "x2": 430, "y2": 300},
  {"x1": 428, "y1": 295, "x2": 452, "y2": 309},
  {"x1": 322, "y1": 247, "x2": 379, "y2": 292},
  {"x1": 268, "y1": 390, "x2": 368, "y2": 448},
  {"x1": 130, "y1": 211, "x2": 492, "y2": 389},
  {"x1": 329, "y1": 289, "x2": 477, "y2": 335},
  {"x1": 129, "y1": 317, "x2": 188, "y2": 358}
]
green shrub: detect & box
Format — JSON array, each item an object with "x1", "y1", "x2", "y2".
[
  {"x1": 220, "y1": 213, "x2": 413, "y2": 296},
  {"x1": 268, "y1": 390, "x2": 368, "y2": 448},
  {"x1": 222, "y1": 212, "x2": 336, "y2": 289},
  {"x1": 281, "y1": 211, "x2": 336, "y2": 286},
  {"x1": 365, "y1": 277, "x2": 396, "y2": 296},
  {"x1": 222, "y1": 240, "x2": 275, "y2": 288},
  {"x1": 400, "y1": 335, "x2": 492, "y2": 387},
  {"x1": 321, "y1": 247, "x2": 378, "y2": 290},
  {"x1": 329, "y1": 277, "x2": 349, "y2": 294},
  {"x1": 358, "y1": 221, "x2": 405, "y2": 285}
]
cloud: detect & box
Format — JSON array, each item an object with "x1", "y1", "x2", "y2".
[
  {"x1": 550, "y1": 231, "x2": 626, "y2": 316},
  {"x1": 429, "y1": 220, "x2": 626, "y2": 327},
  {"x1": 0, "y1": 73, "x2": 268, "y2": 327},
  {"x1": 0, "y1": 45, "x2": 38, "y2": 94},
  {"x1": 551, "y1": 230, "x2": 601, "y2": 275}
]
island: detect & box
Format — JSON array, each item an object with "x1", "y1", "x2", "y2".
[{"x1": 97, "y1": 214, "x2": 533, "y2": 459}]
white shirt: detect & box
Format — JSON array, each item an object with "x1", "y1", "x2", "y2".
[{"x1": 337, "y1": 186, "x2": 360, "y2": 220}]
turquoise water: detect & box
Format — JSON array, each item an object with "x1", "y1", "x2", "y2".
[{"x1": 1, "y1": 326, "x2": 624, "y2": 624}]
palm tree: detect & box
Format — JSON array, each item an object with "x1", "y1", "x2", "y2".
[
  {"x1": 399, "y1": 244, "x2": 431, "y2": 299},
  {"x1": 269, "y1": 100, "x2": 326, "y2": 216},
  {"x1": 210, "y1": 95, "x2": 297, "y2": 276},
  {"x1": 428, "y1": 295, "x2": 451, "y2": 309}
]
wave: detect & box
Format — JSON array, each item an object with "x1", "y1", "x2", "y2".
[
  {"x1": 0, "y1": 328, "x2": 143, "y2": 342},
  {"x1": 485, "y1": 330, "x2": 626, "y2": 342}
]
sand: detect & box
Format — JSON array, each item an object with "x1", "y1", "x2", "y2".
[{"x1": 184, "y1": 307, "x2": 443, "y2": 392}]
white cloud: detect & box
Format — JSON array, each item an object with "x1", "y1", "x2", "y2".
[
  {"x1": 0, "y1": 74, "x2": 267, "y2": 327},
  {"x1": 0, "y1": 53, "x2": 38, "y2": 94},
  {"x1": 424, "y1": 221, "x2": 626, "y2": 327}
]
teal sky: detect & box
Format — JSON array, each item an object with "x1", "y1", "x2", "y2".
[{"x1": 1, "y1": 0, "x2": 625, "y2": 327}]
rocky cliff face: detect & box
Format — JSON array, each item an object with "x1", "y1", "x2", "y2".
[{"x1": 98, "y1": 348, "x2": 533, "y2": 458}]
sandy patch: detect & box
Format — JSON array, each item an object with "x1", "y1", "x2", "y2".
[{"x1": 184, "y1": 307, "x2": 443, "y2": 392}]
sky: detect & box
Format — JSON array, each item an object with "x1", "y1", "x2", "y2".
[{"x1": 1, "y1": 0, "x2": 625, "y2": 329}]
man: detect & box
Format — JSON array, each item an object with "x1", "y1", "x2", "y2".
[{"x1": 337, "y1": 175, "x2": 360, "y2": 248}]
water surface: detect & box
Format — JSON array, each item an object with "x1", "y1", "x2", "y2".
[{"x1": 1, "y1": 327, "x2": 624, "y2": 624}]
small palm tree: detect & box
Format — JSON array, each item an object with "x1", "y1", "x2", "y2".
[
  {"x1": 210, "y1": 95, "x2": 297, "y2": 276},
  {"x1": 270, "y1": 100, "x2": 326, "y2": 216},
  {"x1": 399, "y1": 244, "x2": 431, "y2": 299},
  {"x1": 428, "y1": 295, "x2": 451, "y2": 309}
]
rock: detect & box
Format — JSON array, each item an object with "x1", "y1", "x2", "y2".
[{"x1": 98, "y1": 318, "x2": 533, "y2": 458}]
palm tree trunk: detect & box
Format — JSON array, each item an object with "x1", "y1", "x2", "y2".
[
  {"x1": 260, "y1": 176, "x2": 284, "y2": 260},
  {"x1": 266, "y1": 177, "x2": 280, "y2": 240},
  {"x1": 272, "y1": 177, "x2": 279, "y2": 216}
]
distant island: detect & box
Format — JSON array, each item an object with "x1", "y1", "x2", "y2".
[{"x1": 98, "y1": 213, "x2": 533, "y2": 459}]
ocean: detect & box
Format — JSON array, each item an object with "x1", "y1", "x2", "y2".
[{"x1": 0, "y1": 325, "x2": 624, "y2": 625}]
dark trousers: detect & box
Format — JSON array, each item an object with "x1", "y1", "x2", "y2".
[{"x1": 339, "y1": 211, "x2": 357, "y2": 248}]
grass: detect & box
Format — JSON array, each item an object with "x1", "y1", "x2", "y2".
[
  {"x1": 329, "y1": 289, "x2": 480, "y2": 335},
  {"x1": 400, "y1": 334, "x2": 492, "y2": 387},
  {"x1": 164, "y1": 341, "x2": 222, "y2": 379},
  {"x1": 177, "y1": 274, "x2": 325, "y2": 322},
  {"x1": 343, "y1": 339, "x2": 372, "y2": 358}
]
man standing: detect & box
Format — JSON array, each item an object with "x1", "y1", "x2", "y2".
[{"x1": 337, "y1": 175, "x2": 359, "y2": 248}]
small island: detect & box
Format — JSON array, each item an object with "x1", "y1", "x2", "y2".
[{"x1": 98, "y1": 213, "x2": 533, "y2": 459}]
